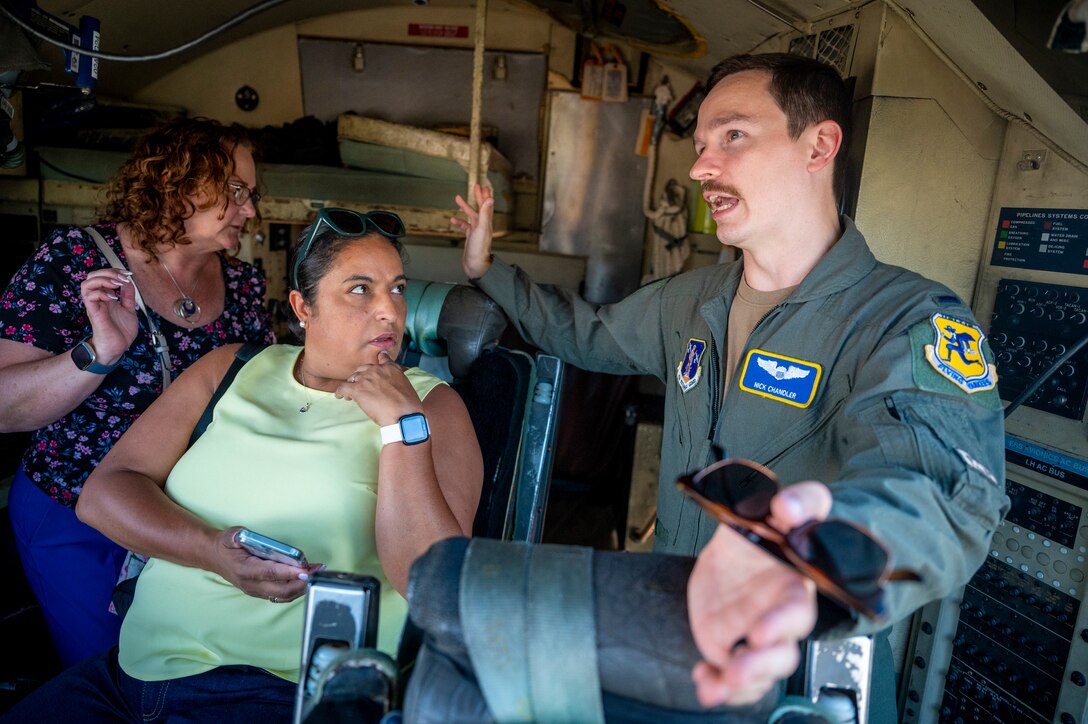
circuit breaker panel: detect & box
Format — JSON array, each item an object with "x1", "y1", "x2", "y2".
[
  {"x1": 989, "y1": 278, "x2": 1088, "y2": 420},
  {"x1": 902, "y1": 445, "x2": 1088, "y2": 723}
]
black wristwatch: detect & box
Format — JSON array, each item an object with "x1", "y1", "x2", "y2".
[
  {"x1": 71, "y1": 338, "x2": 122, "y2": 374},
  {"x1": 379, "y1": 413, "x2": 431, "y2": 446}
]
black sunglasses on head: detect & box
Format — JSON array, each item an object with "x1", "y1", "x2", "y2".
[
  {"x1": 292, "y1": 208, "x2": 406, "y2": 290},
  {"x1": 677, "y1": 454, "x2": 921, "y2": 620}
]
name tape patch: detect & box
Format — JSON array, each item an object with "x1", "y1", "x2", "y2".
[{"x1": 739, "y1": 349, "x2": 822, "y2": 408}]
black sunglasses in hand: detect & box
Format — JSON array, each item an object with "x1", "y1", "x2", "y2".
[{"x1": 676, "y1": 455, "x2": 921, "y2": 621}]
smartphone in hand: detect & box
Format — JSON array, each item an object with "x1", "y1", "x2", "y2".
[{"x1": 236, "y1": 528, "x2": 309, "y2": 567}]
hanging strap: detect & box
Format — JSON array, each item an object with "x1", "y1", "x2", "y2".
[
  {"x1": 460, "y1": 539, "x2": 606, "y2": 723},
  {"x1": 84, "y1": 227, "x2": 173, "y2": 390},
  {"x1": 188, "y1": 342, "x2": 265, "y2": 449}
]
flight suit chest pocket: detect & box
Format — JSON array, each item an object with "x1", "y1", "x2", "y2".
[{"x1": 737, "y1": 374, "x2": 851, "y2": 467}]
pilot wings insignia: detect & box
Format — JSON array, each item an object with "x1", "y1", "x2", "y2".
[{"x1": 756, "y1": 358, "x2": 811, "y2": 381}]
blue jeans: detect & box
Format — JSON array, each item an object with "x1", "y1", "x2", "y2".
[
  {"x1": 8, "y1": 468, "x2": 127, "y2": 668},
  {"x1": 0, "y1": 647, "x2": 296, "y2": 723}
]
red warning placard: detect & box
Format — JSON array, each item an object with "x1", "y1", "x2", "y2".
[{"x1": 408, "y1": 23, "x2": 469, "y2": 38}]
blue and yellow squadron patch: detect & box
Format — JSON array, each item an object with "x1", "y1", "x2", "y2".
[
  {"x1": 676, "y1": 338, "x2": 706, "y2": 393},
  {"x1": 738, "y1": 349, "x2": 822, "y2": 408},
  {"x1": 923, "y1": 313, "x2": 997, "y2": 393}
]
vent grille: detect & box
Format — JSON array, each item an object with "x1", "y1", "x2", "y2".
[
  {"x1": 789, "y1": 34, "x2": 817, "y2": 58},
  {"x1": 816, "y1": 24, "x2": 854, "y2": 75},
  {"x1": 788, "y1": 24, "x2": 855, "y2": 76}
]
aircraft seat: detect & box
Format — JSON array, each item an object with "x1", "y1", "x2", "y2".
[
  {"x1": 402, "y1": 537, "x2": 874, "y2": 723},
  {"x1": 402, "y1": 537, "x2": 781, "y2": 723},
  {"x1": 398, "y1": 279, "x2": 564, "y2": 541}
]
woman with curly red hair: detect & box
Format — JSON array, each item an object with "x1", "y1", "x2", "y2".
[{"x1": 0, "y1": 117, "x2": 275, "y2": 668}]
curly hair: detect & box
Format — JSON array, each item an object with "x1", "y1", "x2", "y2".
[{"x1": 101, "y1": 117, "x2": 258, "y2": 261}]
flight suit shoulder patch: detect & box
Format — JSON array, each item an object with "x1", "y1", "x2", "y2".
[{"x1": 910, "y1": 313, "x2": 1002, "y2": 410}]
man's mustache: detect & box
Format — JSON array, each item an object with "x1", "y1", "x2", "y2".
[{"x1": 701, "y1": 182, "x2": 742, "y2": 198}]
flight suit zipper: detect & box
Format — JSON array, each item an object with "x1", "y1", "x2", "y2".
[
  {"x1": 752, "y1": 304, "x2": 782, "y2": 336},
  {"x1": 708, "y1": 338, "x2": 721, "y2": 442},
  {"x1": 710, "y1": 303, "x2": 784, "y2": 445}
]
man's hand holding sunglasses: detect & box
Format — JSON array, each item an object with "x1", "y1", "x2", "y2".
[{"x1": 688, "y1": 481, "x2": 832, "y2": 707}]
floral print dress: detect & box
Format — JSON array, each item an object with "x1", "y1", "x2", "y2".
[{"x1": 0, "y1": 224, "x2": 275, "y2": 509}]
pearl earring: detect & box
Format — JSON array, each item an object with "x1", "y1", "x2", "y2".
[{"x1": 300, "y1": 320, "x2": 307, "y2": 328}]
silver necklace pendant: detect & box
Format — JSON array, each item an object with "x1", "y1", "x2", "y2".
[
  {"x1": 172, "y1": 295, "x2": 201, "y2": 322},
  {"x1": 299, "y1": 402, "x2": 311, "y2": 414},
  {"x1": 160, "y1": 259, "x2": 201, "y2": 323}
]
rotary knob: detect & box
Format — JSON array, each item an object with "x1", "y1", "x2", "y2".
[
  {"x1": 1031, "y1": 306, "x2": 1046, "y2": 318},
  {"x1": 1050, "y1": 309, "x2": 1066, "y2": 321},
  {"x1": 1072, "y1": 312, "x2": 1087, "y2": 325}
]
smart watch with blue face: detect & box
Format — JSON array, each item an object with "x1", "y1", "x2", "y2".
[
  {"x1": 71, "y1": 338, "x2": 121, "y2": 374},
  {"x1": 380, "y1": 413, "x2": 430, "y2": 446}
]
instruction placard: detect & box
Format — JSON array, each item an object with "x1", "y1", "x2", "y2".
[{"x1": 990, "y1": 207, "x2": 1088, "y2": 275}]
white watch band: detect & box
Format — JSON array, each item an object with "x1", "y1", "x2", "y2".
[{"x1": 380, "y1": 422, "x2": 404, "y2": 446}]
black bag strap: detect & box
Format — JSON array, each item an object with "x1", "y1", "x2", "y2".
[{"x1": 188, "y1": 342, "x2": 266, "y2": 449}]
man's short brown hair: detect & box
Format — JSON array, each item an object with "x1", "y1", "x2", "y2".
[{"x1": 707, "y1": 53, "x2": 852, "y2": 201}]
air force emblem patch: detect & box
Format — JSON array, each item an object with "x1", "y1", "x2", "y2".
[
  {"x1": 923, "y1": 313, "x2": 997, "y2": 393},
  {"x1": 739, "y1": 349, "x2": 822, "y2": 408},
  {"x1": 677, "y1": 338, "x2": 706, "y2": 393}
]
